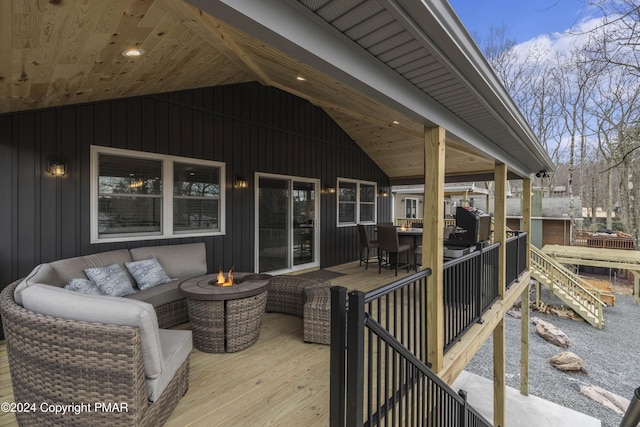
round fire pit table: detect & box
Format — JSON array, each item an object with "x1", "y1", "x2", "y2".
[{"x1": 178, "y1": 272, "x2": 272, "y2": 353}]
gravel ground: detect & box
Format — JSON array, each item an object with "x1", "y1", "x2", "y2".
[{"x1": 465, "y1": 286, "x2": 640, "y2": 427}]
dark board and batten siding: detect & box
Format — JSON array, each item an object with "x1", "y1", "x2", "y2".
[{"x1": 0, "y1": 82, "x2": 390, "y2": 285}]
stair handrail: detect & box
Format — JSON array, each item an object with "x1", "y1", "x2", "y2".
[
  {"x1": 530, "y1": 245, "x2": 605, "y2": 328},
  {"x1": 530, "y1": 245, "x2": 606, "y2": 306}
]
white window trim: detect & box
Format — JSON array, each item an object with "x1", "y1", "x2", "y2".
[
  {"x1": 90, "y1": 145, "x2": 225, "y2": 243},
  {"x1": 405, "y1": 197, "x2": 418, "y2": 218},
  {"x1": 336, "y1": 178, "x2": 377, "y2": 227},
  {"x1": 254, "y1": 172, "x2": 321, "y2": 274}
]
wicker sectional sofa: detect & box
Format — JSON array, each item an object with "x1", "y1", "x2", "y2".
[{"x1": 0, "y1": 242, "x2": 207, "y2": 426}]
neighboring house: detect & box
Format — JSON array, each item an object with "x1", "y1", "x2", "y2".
[
  {"x1": 552, "y1": 185, "x2": 567, "y2": 196},
  {"x1": 507, "y1": 192, "x2": 583, "y2": 247},
  {"x1": 581, "y1": 207, "x2": 618, "y2": 229},
  {"x1": 393, "y1": 183, "x2": 491, "y2": 224},
  {"x1": 0, "y1": 1, "x2": 555, "y2": 425}
]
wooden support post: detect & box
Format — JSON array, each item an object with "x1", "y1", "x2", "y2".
[
  {"x1": 424, "y1": 126, "x2": 445, "y2": 372},
  {"x1": 523, "y1": 178, "x2": 531, "y2": 271},
  {"x1": 520, "y1": 285, "x2": 530, "y2": 396},
  {"x1": 493, "y1": 163, "x2": 507, "y2": 427},
  {"x1": 493, "y1": 317, "x2": 506, "y2": 427},
  {"x1": 635, "y1": 272, "x2": 639, "y2": 305},
  {"x1": 494, "y1": 164, "x2": 507, "y2": 299},
  {"x1": 484, "y1": 182, "x2": 491, "y2": 213},
  {"x1": 520, "y1": 178, "x2": 531, "y2": 396}
]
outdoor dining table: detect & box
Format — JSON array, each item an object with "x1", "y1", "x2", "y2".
[{"x1": 396, "y1": 228, "x2": 423, "y2": 249}]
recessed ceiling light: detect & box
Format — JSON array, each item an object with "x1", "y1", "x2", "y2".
[
  {"x1": 392, "y1": 120, "x2": 400, "y2": 125},
  {"x1": 296, "y1": 76, "x2": 306, "y2": 82},
  {"x1": 122, "y1": 48, "x2": 145, "y2": 58}
]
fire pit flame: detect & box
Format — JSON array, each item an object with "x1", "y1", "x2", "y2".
[{"x1": 216, "y1": 266, "x2": 234, "y2": 286}]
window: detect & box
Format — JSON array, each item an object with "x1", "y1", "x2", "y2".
[
  {"x1": 173, "y1": 163, "x2": 221, "y2": 233},
  {"x1": 91, "y1": 146, "x2": 225, "y2": 243},
  {"x1": 97, "y1": 155, "x2": 163, "y2": 236},
  {"x1": 337, "y1": 178, "x2": 377, "y2": 226},
  {"x1": 405, "y1": 198, "x2": 418, "y2": 218}
]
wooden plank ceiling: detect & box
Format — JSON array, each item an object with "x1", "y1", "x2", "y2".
[{"x1": 0, "y1": 0, "x2": 497, "y2": 181}]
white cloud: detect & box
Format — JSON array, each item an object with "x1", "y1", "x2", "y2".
[{"x1": 512, "y1": 15, "x2": 622, "y2": 62}]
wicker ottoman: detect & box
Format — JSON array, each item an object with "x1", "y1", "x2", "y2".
[
  {"x1": 303, "y1": 286, "x2": 331, "y2": 344},
  {"x1": 266, "y1": 275, "x2": 331, "y2": 344}
]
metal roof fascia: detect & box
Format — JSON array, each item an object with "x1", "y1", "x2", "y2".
[{"x1": 388, "y1": 0, "x2": 554, "y2": 171}]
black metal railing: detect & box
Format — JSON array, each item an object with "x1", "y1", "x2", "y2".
[
  {"x1": 505, "y1": 231, "x2": 528, "y2": 289},
  {"x1": 443, "y1": 243, "x2": 501, "y2": 352},
  {"x1": 329, "y1": 234, "x2": 533, "y2": 426},
  {"x1": 362, "y1": 270, "x2": 431, "y2": 363},
  {"x1": 330, "y1": 270, "x2": 429, "y2": 426},
  {"x1": 330, "y1": 269, "x2": 492, "y2": 427},
  {"x1": 480, "y1": 243, "x2": 500, "y2": 312}
]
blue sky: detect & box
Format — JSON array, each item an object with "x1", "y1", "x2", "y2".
[{"x1": 448, "y1": 0, "x2": 596, "y2": 44}]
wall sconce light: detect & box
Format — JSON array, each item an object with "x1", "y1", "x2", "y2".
[
  {"x1": 378, "y1": 189, "x2": 388, "y2": 197},
  {"x1": 129, "y1": 174, "x2": 145, "y2": 189},
  {"x1": 323, "y1": 185, "x2": 336, "y2": 194},
  {"x1": 47, "y1": 157, "x2": 67, "y2": 177},
  {"x1": 234, "y1": 176, "x2": 248, "y2": 189}
]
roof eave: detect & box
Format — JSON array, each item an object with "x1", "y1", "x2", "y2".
[{"x1": 187, "y1": 0, "x2": 553, "y2": 177}]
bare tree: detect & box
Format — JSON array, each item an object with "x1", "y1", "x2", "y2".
[
  {"x1": 586, "y1": 65, "x2": 640, "y2": 231},
  {"x1": 585, "y1": 0, "x2": 640, "y2": 77},
  {"x1": 556, "y1": 45, "x2": 603, "y2": 242},
  {"x1": 480, "y1": 26, "x2": 564, "y2": 193},
  {"x1": 479, "y1": 9, "x2": 640, "y2": 245},
  {"x1": 616, "y1": 127, "x2": 640, "y2": 248},
  {"x1": 581, "y1": 3, "x2": 640, "y2": 243}
]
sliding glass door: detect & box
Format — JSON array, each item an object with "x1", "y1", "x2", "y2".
[{"x1": 256, "y1": 174, "x2": 319, "y2": 273}]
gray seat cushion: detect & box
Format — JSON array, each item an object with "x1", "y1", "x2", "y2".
[
  {"x1": 21, "y1": 284, "x2": 164, "y2": 379},
  {"x1": 50, "y1": 249, "x2": 133, "y2": 285},
  {"x1": 130, "y1": 243, "x2": 207, "y2": 279},
  {"x1": 15, "y1": 249, "x2": 133, "y2": 305},
  {"x1": 147, "y1": 329, "x2": 193, "y2": 402},
  {"x1": 125, "y1": 279, "x2": 183, "y2": 308},
  {"x1": 20, "y1": 283, "x2": 192, "y2": 402}
]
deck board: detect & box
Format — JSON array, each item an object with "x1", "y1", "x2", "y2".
[{"x1": 0, "y1": 261, "x2": 417, "y2": 427}]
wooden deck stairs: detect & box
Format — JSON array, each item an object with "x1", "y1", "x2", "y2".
[{"x1": 530, "y1": 245, "x2": 606, "y2": 329}]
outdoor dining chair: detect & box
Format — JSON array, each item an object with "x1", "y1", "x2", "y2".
[
  {"x1": 357, "y1": 224, "x2": 379, "y2": 270},
  {"x1": 377, "y1": 224, "x2": 411, "y2": 276}
]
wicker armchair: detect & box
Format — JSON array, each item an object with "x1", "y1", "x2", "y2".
[{"x1": 0, "y1": 280, "x2": 190, "y2": 427}]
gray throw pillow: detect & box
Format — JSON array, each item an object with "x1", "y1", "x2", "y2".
[
  {"x1": 84, "y1": 264, "x2": 136, "y2": 297},
  {"x1": 125, "y1": 257, "x2": 174, "y2": 290},
  {"x1": 64, "y1": 278, "x2": 102, "y2": 295}
]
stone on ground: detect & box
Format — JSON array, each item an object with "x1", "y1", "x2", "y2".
[
  {"x1": 507, "y1": 308, "x2": 521, "y2": 319},
  {"x1": 531, "y1": 316, "x2": 570, "y2": 348},
  {"x1": 549, "y1": 351, "x2": 586, "y2": 373},
  {"x1": 580, "y1": 385, "x2": 630, "y2": 415}
]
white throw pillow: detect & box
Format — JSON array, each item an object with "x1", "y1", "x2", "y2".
[
  {"x1": 125, "y1": 257, "x2": 174, "y2": 290},
  {"x1": 64, "y1": 278, "x2": 102, "y2": 295},
  {"x1": 84, "y1": 263, "x2": 136, "y2": 297}
]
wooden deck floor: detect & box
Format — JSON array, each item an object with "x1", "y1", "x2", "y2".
[{"x1": 0, "y1": 261, "x2": 418, "y2": 427}]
